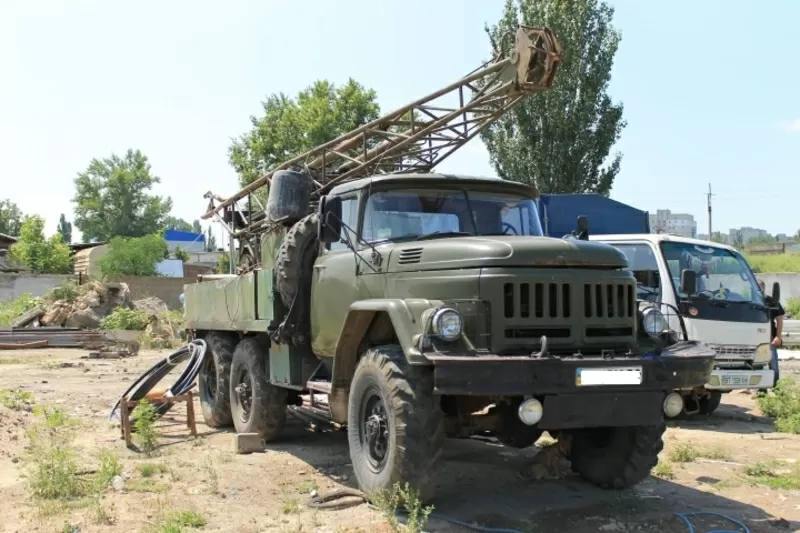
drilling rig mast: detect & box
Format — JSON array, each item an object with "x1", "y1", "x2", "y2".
[{"x1": 203, "y1": 26, "x2": 562, "y2": 269}]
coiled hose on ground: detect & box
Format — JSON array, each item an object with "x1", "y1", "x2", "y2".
[{"x1": 108, "y1": 338, "x2": 208, "y2": 424}]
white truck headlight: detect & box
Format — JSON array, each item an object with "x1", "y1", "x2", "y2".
[
  {"x1": 641, "y1": 307, "x2": 667, "y2": 337},
  {"x1": 752, "y1": 343, "x2": 772, "y2": 364},
  {"x1": 431, "y1": 308, "x2": 463, "y2": 341}
]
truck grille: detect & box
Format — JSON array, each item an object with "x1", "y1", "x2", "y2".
[
  {"x1": 503, "y1": 282, "x2": 572, "y2": 319},
  {"x1": 707, "y1": 345, "x2": 756, "y2": 357},
  {"x1": 483, "y1": 269, "x2": 638, "y2": 354},
  {"x1": 583, "y1": 283, "x2": 635, "y2": 319}
]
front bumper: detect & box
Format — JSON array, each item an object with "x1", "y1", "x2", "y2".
[
  {"x1": 705, "y1": 368, "x2": 775, "y2": 390},
  {"x1": 425, "y1": 341, "x2": 715, "y2": 430}
]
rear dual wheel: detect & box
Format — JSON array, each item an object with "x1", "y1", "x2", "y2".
[{"x1": 229, "y1": 337, "x2": 287, "y2": 440}]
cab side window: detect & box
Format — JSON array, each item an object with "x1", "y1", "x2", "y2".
[{"x1": 329, "y1": 196, "x2": 358, "y2": 251}]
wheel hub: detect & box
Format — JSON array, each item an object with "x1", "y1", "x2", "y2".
[
  {"x1": 235, "y1": 372, "x2": 253, "y2": 422},
  {"x1": 361, "y1": 392, "x2": 390, "y2": 469}
]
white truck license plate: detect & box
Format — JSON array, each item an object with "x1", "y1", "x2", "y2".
[
  {"x1": 576, "y1": 367, "x2": 643, "y2": 386},
  {"x1": 720, "y1": 374, "x2": 750, "y2": 386}
]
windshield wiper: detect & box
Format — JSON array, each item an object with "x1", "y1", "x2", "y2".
[{"x1": 415, "y1": 231, "x2": 471, "y2": 241}]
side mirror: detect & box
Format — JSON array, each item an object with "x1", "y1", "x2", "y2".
[
  {"x1": 317, "y1": 195, "x2": 342, "y2": 244},
  {"x1": 772, "y1": 281, "x2": 781, "y2": 303},
  {"x1": 680, "y1": 269, "x2": 697, "y2": 295},
  {"x1": 576, "y1": 215, "x2": 589, "y2": 240}
]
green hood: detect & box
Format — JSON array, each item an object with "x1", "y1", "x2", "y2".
[{"x1": 385, "y1": 236, "x2": 628, "y2": 273}]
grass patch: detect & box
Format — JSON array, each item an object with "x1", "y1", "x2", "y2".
[
  {"x1": 652, "y1": 460, "x2": 676, "y2": 480},
  {"x1": 202, "y1": 456, "x2": 219, "y2": 495},
  {"x1": 149, "y1": 509, "x2": 206, "y2": 533},
  {"x1": 25, "y1": 406, "x2": 85, "y2": 504},
  {"x1": 745, "y1": 253, "x2": 800, "y2": 274},
  {"x1": 0, "y1": 388, "x2": 35, "y2": 410},
  {"x1": 280, "y1": 496, "x2": 300, "y2": 514},
  {"x1": 758, "y1": 378, "x2": 800, "y2": 434},
  {"x1": 667, "y1": 443, "x2": 731, "y2": 463},
  {"x1": 785, "y1": 296, "x2": 800, "y2": 319},
  {"x1": 369, "y1": 482, "x2": 434, "y2": 533},
  {"x1": 138, "y1": 462, "x2": 169, "y2": 478},
  {"x1": 0, "y1": 293, "x2": 38, "y2": 327},
  {"x1": 744, "y1": 461, "x2": 800, "y2": 490},
  {"x1": 132, "y1": 399, "x2": 160, "y2": 455},
  {"x1": 92, "y1": 449, "x2": 123, "y2": 490},
  {"x1": 127, "y1": 478, "x2": 169, "y2": 493},
  {"x1": 297, "y1": 480, "x2": 319, "y2": 493}
]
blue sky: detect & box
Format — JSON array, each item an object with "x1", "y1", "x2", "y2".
[{"x1": 1, "y1": 0, "x2": 798, "y2": 242}]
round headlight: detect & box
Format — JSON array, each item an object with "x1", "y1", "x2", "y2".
[
  {"x1": 641, "y1": 307, "x2": 667, "y2": 337},
  {"x1": 431, "y1": 308, "x2": 463, "y2": 341}
]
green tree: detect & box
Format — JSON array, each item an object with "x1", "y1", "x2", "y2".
[
  {"x1": 191, "y1": 220, "x2": 202, "y2": 234},
  {"x1": 482, "y1": 0, "x2": 626, "y2": 194},
  {"x1": 163, "y1": 216, "x2": 193, "y2": 232},
  {"x1": 73, "y1": 149, "x2": 173, "y2": 242},
  {"x1": 216, "y1": 252, "x2": 231, "y2": 274},
  {"x1": 710, "y1": 231, "x2": 727, "y2": 244},
  {"x1": 8, "y1": 216, "x2": 72, "y2": 274},
  {"x1": 205, "y1": 226, "x2": 217, "y2": 252},
  {"x1": 57, "y1": 213, "x2": 73, "y2": 244},
  {"x1": 173, "y1": 246, "x2": 190, "y2": 261},
  {"x1": 0, "y1": 199, "x2": 24, "y2": 236},
  {"x1": 98, "y1": 234, "x2": 168, "y2": 277},
  {"x1": 229, "y1": 79, "x2": 381, "y2": 187}
]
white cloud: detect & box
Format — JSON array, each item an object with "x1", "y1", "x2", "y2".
[{"x1": 779, "y1": 119, "x2": 800, "y2": 133}]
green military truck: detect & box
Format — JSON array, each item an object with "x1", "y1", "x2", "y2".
[
  {"x1": 185, "y1": 170, "x2": 715, "y2": 498},
  {"x1": 183, "y1": 25, "x2": 715, "y2": 499}
]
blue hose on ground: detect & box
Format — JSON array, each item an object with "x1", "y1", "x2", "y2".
[
  {"x1": 388, "y1": 506, "x2": 753, "y2": 533},
  {"x1": 673, "y1": 512, "x2": 751, "y2": 533}
]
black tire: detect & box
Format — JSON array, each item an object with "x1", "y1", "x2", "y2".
[
  {"x1": 492, "y1": 400, "x2": 543, "y2": 448},
  {"x1": 276, "y1": 213, "x2": 319, "y2": 309},
  {"x1": 698, "y1": 391, "x2": 722, "y2": 415},
  {"x1": 568, "y1": 424, "x2": 666, "y2": 489},
  {"x1": 229, "y1": 337, "x2": 287, "y2": 440},
  {"x1": 198, "y1": 332, "x2": 236, "y2": 428},
  {"x1": 347, "y1": 345, "x2": 445, "y2": 500}
]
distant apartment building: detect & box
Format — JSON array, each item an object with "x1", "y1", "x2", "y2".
[
  {"x1": 729, "y1": 226, "x2": 770, "y2": 245},
  {"x1": 649, "y1": 209, "x2": 698, "y2": 238}
]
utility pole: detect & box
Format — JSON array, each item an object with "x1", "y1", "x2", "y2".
[{"x1": 706, "y1": 183, "x2": 714, "y2": 239}]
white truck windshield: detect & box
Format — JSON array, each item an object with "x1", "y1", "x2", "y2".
[
  {"x1": 659, "y1": 242, "x2": 763, "y2": 305},
  {"x1": 362, "y1": 188, "x2": 544, "y2": 242}
]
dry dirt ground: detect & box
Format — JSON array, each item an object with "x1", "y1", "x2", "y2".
[{"x1": 1, "y1": 348, "x2": 799, "y2": 533}]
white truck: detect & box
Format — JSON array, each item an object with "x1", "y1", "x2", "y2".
[{"x1": 590, "y1": 233, "x2": 778, "y2": 416}]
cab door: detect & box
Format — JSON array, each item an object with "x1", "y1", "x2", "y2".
[{"x1": 310, "y1": 194, "x2": 360, "y2": 357}]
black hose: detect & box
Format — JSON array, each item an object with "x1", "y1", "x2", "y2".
[{"x1": 108, "y1": 339, "x2": 208, "y2": 424}]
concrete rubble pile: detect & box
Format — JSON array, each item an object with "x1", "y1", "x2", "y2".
[{"x1": 11, "y1": 281, "x2": 173, "y2": 333}]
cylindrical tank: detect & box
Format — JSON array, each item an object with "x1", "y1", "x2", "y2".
[{"x1": 266, "y1": 169, "x2": 314, "y2": 223}]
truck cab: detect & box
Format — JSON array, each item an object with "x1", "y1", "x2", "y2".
[{"x1": 590, "y1": 233, "x2": 777, "y2": 414}]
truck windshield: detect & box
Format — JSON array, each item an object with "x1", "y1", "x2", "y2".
[
  {"x1": 362, "y1": 188, "x2": 544, "y2": 242},
  {"x1": 659, "y1": 242, "x2": 763, "y2": 305}
]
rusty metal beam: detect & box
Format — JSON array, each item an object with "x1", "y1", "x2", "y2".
[{"x1": 201, "y1": 26, "x2": 561, "y2": 220}]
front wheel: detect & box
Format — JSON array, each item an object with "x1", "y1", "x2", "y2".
[
  {"x1": 347, "y1": 345, "x2": 445, "y2": 501},
  {"x1": 568, "y1": 424, "x2": 666, "y2": 489},
  {"x1": 229, "y1": 337, "x2": 287, "y2": 441},
  {"x1": 697, "y1": 391, "x2": 722, "y2": 415}
]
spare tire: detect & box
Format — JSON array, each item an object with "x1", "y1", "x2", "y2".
[{"x1": 276, "y1": 213, "x2": 320, "y2": 310}]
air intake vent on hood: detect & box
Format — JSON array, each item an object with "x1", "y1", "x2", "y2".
[{"x1": 397, "y1": 248, "x2": 424, "y2": 264}]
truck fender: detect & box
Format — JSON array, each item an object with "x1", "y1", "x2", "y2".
[{"x1": 328, "y1": 298, "x2": 442, "y2": 423}]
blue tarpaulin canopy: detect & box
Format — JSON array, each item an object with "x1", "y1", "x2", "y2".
[{"x1": 536, "y1": 193, "x2": 650, "y2": 237}]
